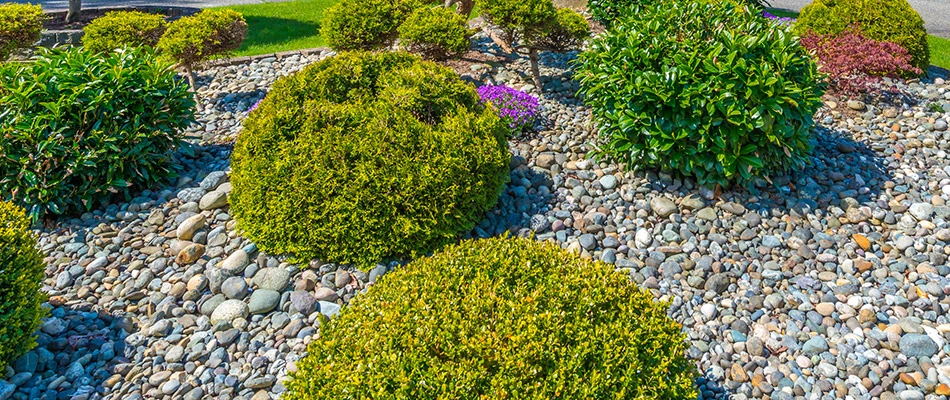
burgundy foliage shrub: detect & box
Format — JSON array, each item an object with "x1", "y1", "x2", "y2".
[{"x1": 800, "y1": 28, "x2": 921, "y2": 96}]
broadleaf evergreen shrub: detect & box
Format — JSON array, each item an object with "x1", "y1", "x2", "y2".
[
  {"x1": 575, "y1": 1, "x2": 825, "y2": 186},
  {"x1": 82, "y1": 11, "x2": 167, "y2": 53},
  {"x1": 398, "y1": 6, "x2": 470, "y2": 60},
  {"x1": 0, "y1": 47, "x2": 195, "y2": 220},
  {"x1": 285, "y1": 236, "x2": 698, "y2": 399},
  {"x1": 800, "y1": 28, "x2": 921, "y2": 96},
  {"x1": 230, "y1": 52, "x2": 510, "y2": 267},
  {"x1": 794, "y1": 0, "x2": 928, "y2": 71},
  {"x1": 587, "y1": 0, "x2": 769, "y2": 28},
  {"x1": 0, "y1": 2, "x2": 44, "y2": 60},
  {"x1": 0, "y1": 201, "x2": 47, "y2": 371}
]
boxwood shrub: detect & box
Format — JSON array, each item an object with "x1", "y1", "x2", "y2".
[
  {"x1": 322, "y1": 0, "x2": 442, "y2": 51},
  {"x1": 398, "y1": 6, "x2": 470, "y2": 60},
  {"x1": 794, "y1": 0, "x2": 928, "y2": 71},
  {"x1": 285, "y1": 236, "x2": 697, "y2": 399},
  {"x1": 575, "y1": 0, "x2": 825, "y2": 186},
  {"x1": 82, "y1": 10, "x2": 167, "y2": 53},
  {"x1": 0, "y1": 2, "x2": 44, "y2": 60},
  {"x1": 0, "y1": 47, "x2": 195, "y2": 220},
  {"x1": 0, "y1": 201, "x2": 47, "y2": 371},
  {"x1": 230, "y1": 51, "x2": 510, "y2": 267}
]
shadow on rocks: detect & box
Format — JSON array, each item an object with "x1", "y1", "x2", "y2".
[
  {"x1": 695, "y1": 373, "x2": 736, "y2": 400},
  {"x1": 467, "y1": 155, "x2": 557, "y2": 239}
]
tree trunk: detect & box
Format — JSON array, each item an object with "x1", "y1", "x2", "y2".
[
  {"x1": 65, "y1": 0, "x2": 81, "y2": 23},
  {"x1": 528, "y1": 48, "x2": 541, "y2": 88},
  {"x1": 185, "y1": 64, "x2": 197, "y2": 92},
  {"x1": 456, "y1": 0, "x2": 474, "y2": 17}
]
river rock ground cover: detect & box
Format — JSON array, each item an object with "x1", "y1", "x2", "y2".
[{"x1": 9, "y1": 35, "x2": 950, "y2": 400}]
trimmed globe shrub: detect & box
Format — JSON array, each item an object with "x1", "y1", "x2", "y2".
[
  {"x1": 794, "y1": 0, "x2": 928, "y2": 71},
  {"x1": 398, "y1": 6, "x2": 470, "y2": 60},
  {"x1": 285, "y1": 236, "x2": 698, "y2": 399},
  {"x1": 0, "y1": 47, "x2": 195, "y2": 220},
  {"x1": 575, "y1": 0, "x2": 825, "y2": 186},
  {"x1": 231, "y1": 52, "x2": 510, "y2": 267},
  {"x1": 157, "y1": 9, "x2": 247, "y2": 87},
  {"x1": 0, "y1": 2, "x2": 44, "y2": 61},
  {"x1": 587, "y1": 0, "x2": 768, "y2": 28},
  {"x1": 82, "y1": 10, "x2": 167, "y2": 53},
  {"x1": 321, "y1": 0, "x2": 442, "y2": 52},
  {"x1": 0, "y1": 201, "x2": 47, "y2": 371}
]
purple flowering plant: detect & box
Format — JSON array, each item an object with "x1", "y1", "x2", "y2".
[
  {"x1": 763, "y1": 11, "x2": 796, "y2": 25},
  {"x1": 248, "y1": 97, "x2": 263, "y2": 114},
  {"x1": 476, "y1": 84, "x2": 540, "y2": 135}
]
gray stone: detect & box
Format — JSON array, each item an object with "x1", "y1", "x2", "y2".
[
  {"x1": 41, "y1": 317, "x2": 67, "y2": 336},
  {"x1": 803, "y1": 336, "x2": 829, "y2": 355},
  {"x1": 253, "y1": 268, "x2": 291, "y2": 291},
  {"x1": 177, "y1": 214, "x2": 206, "y2": 241},
  {"x1": 579, "y1": 234, "x2": 596, "y2": 250},
  {"x1": 899, "y1": 334, "x2": 938, "y2": 358},
  {"x1": 599, "y1": 175, "x2": 618, "y2": 190},
  {"x1": 221, "y1": 276, "x2": 249, "y2": 300},
  {"x1": 650, "y1": 197, "x2": 677, "y2": 218},
  {"x1": 177, "y1": 187, "x2": 206, "y2": 203},
  {"x1": 199, "y1": 191, "x2": 228, "y2": 210},
  {"x1": 248, "y1": 289, "x2": 281, "y2": 314},
  {"x1": 210, "y1": 299, "x2": 249, "y2": 325},
  {"x1": 221, "y1": 250, "x2": 249, "y2": 273},
  {"x1": 909, "y1": 203, "x2": 933, "y2": 220},
  {"x1": 290, "y1": 290, "x2": 316, "y2": 314},
  {"x1": 200, "y1": 171, "x2": 228, "y2": 191},
  {"x1": 319, "y1": 301, "x2": 341, "y2": 317}
]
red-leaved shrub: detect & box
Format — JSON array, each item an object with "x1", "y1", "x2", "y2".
[{"x1": 800, "y1": 28, "x2": 921, "y2": 96}]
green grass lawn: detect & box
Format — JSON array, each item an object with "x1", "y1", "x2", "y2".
[
  {"x1": 215, "y1": 0, "x2": 337, "y2": 56},
  {"x1": 928, "y1": 35, "x2": 950, "y2": 71}
]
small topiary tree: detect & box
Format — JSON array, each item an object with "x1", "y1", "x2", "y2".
[
  {"x1": 157, "y1": 9, "x2": 247, "y2": 89},
  {"x1": 478, "y1": 0, "x2": 590, "y2": 86},
  {"x1": 398, "y1": 6, "x2": 471, "y2": 60},
  {"x1": 794, "y1": 0, "x2": 928, "y2": 71},
  {"x1": 0, "y1": 201, "x2": 47, "y2": 372},
  {"x1": 575, "y1": 0, "x2": 825, "y2": 186},
  {"x1": 230, "y1": 51, "x2": 510, "y2": 267},
  {"x1": 0, "y1": 3, "x2": 44, "y2": 61},
  {"x1": 285, "y1": 236, "x2": 698, "y2": 399},
  {"x1": 82, "y1": 11, "x2": 167, "y2": 53},
  {"x1": 0, "y1": 46, "x2": 195, "y2": 220}
]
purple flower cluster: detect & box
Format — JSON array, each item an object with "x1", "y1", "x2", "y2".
[
  {"x1": 248, "y1": 97, "x2": 264, "y2": 114},
  {"x1": 476, "y1": 85, "x2": 540, "y2": 133},
  {"x1": 763, "y1": 11, "x2": 796, "y2": 25}
]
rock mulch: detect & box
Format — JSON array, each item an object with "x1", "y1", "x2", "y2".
[{"x1": 5, "y1": 36, "x2": 950, "y2": 400}]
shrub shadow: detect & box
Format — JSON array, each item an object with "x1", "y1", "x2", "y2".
[{"x1": 467, "y1": 158, "x2": 557, "y2": 239}]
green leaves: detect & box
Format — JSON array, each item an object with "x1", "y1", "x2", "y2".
[
  {"x1": 156, "y1": 9, "x2": 247, "y2": 68},
  {"x1": 0, "y1": 202, "x2": 46, "y2": 371},
  {"x1": 82, "y1": 11, "x2": 167, "y2": 53},
  {"x1": 0, "y1": 46, "x2": 195, "y2": 221},
  {"x1": 0, "y1": 3, "x2": 43, "y2": 61},
  {"x1": 575, "y1": 0, "x2": 824, "y2": 187}
]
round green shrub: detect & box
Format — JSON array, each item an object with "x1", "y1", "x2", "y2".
[
  {"x1": 230, "y1": 51, "x2": 510, "y2": 267},
  {"x1": 575, "y1": 0, "x2": 825, "y2": 186},
  {"x1": 321, "y1": 0, "x2": 440, "y2": 51},
  {"x1": 157, "y1": 9, "x2": 247, "y2": 74},
  {"x1": 398, "y1": 6, "x2": 470, "y2": 60},
  {"x1": 0, "y1": 2, "x2": 44, "y2": 61},
  {"x1": 285, "y1": 236, "x2": 697, "y2": 399},
  {"x1": 0, "y1": 201, "x2": 47, "y2": 371},
  {"x1": 0, "y1": 46, "x2": 195, "y2": 219},
  {"x1": 794, "y1": 0, "x2": 928, "y2": 71},
  {"x1": 536, "y1": 8, "x2": 590, "y2": 52},
  {"x1": 478, "y1": 0, "x2": 556, "y2": 44},
  {"x1": 82, "y1": 11, "x2": 167, "y2": 53}
]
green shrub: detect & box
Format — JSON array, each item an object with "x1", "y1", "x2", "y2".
[
  {"x1": 157, "y1": 9, "x2": 247, "y2": 86},
  {"x1": 537, "y1": 8, "x2": 590, "y2": 52},
  {"x1": 587, "y1": 0, "x2": 769, "y2": 28},
  {"x1": 0, "y1": 47, "x2": 195, "y2": 220},
  {"x1": 82, "y1": 11, "x2": 167, "y2": 53},
  {"x1": 0, "y1": 3, "x2": 44, "y2": 61},
  {"x1": 398, "y1": 6, "x2": 470, "y2": 60},
  {"x1": 575, "y1": 0, "x2": 825, "y2": 186},
  {"x1": 321, "y1": 0, "x2": 398, "y2": 51},
  {"x1": 285, "y1": 236, "x2": 697, "y2": 399},
  {"x1": 0, "y1": 201, "x2": 47, "y2": 371},
  {"x1": 794, "y1": 0, "x2": 929, "y2": 71},
  {"x1": 230, "y1": 51, "x2": 509, "y2": 267}
]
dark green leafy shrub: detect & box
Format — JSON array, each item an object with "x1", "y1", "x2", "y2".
[
  {"x1": 0, "y1": 3, "x2": 44, "y2": 60},
  {"x1": 157, "y1": 9, "x2": 247, "y2": 86},
  {"x1": 587, "y1": 0, "x2": 769, "y2": 28},
  {"x1": 0, "y1": 47, "x2": 195, "y2": 220},
  {"x1": 231, "y1": 52, "x2": 509, "y2": 267},
  {"x1": 82, "y1": 11, "x2": 167, "y2": 53},
  {"x1": 285, "y1": 236, "x2": 697, "y2": 399},
  {"x1": 398, "y1": 6, "x2": 470, "y2": 60},
  {"x1": 794, "y1": 0, "x2": 928, "y2": 71},
  {"x1": 0, "y1": 201, "x2": 47, "y2": 371},
  {"x1": 576, "y1": 1, "x2": 825, "y2": 186}
]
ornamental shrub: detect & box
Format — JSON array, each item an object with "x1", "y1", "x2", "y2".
[
  {"x1": 82, "y1": 11, "x2": 167, "y2": 53},
  {"x1": 285, "y1": 236, "x2": 697, "y2": 399},
  {"x1": 0, "y1": 47, "x2": 195, "y2": 220},
  {"x1": 587, "y1": 0, "x2": 768, "y2": 28},
  {"x1": 321, "y1": 0, "x2": 441, "y2": 52},
  {"x1": 477, "y1": 84, "x2": 540, "y2": 134},
  {"x1": 230, "y1": 52, "x2": 510, "y2": 267},
  {"x1": 0, "y1": 202, "x2": 47, "y2": 371},
  {"x1": 398, "y1": 6, "x2": 470, "y2": 60},
  {"x1": 800, "y1": 28, "x2": 921, "y2": 96},
  {"x1": 575, "y1": 0, "x2": 825, "y2": 186},
  {"x1": 0, "y1": 3, "x2": 43, "y2": 61},
  {"x1": 157, "y1": 9, "x2": 247, "y2": 87},
  {"x1": 794, "y1": 0, "x2": 928, "y2": 71}
]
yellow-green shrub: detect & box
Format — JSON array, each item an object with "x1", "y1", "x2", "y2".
[
  {"x1": 794, "y1": 0, "x2": 929, "y2": 71},
  {"x1": 230, "y1": 52, "x2": 510, "y2": 267},
  {"x1": 321, "y1": 0, "x2": 443, "y2": 51},
  {"x1": 156, "y1": 9, "x2": 246, "y2": 85},
  {"x1": 0, "y1": 3, "x2": 44, "y2": 61},
  {"x1": 82, "y1": 11, "x2": 167, "y2": 53},
  {"x1": 285, "y1": 237, "x2": 697, "y2": 399},
  {"x1": 0, "y1": 202, "x2": 47, "y2": 371},
  {"x1": 398, "y1": 6, "x2": 471, "y2": 60}
]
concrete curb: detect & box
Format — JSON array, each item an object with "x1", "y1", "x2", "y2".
[{"x1": 199, "y1": 47, "x2": 331, "y2": 69}]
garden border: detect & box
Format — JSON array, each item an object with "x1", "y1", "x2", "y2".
[{"x1": 200, "y1": 47, "x2": 331, "y2": 69}]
